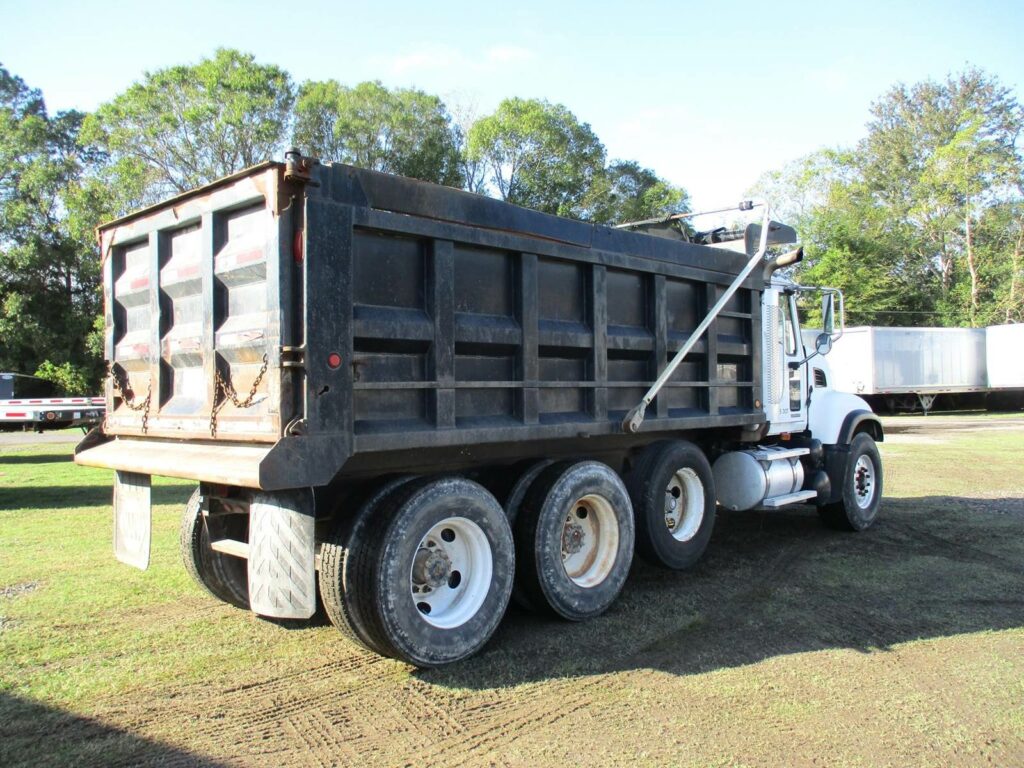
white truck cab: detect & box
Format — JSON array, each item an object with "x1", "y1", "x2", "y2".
[{"x1": 715, "y1": 272, "x2": 885, "y2": 529}]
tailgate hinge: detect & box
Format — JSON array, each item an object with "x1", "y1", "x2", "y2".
[{"x1": 280, "y1": 345, "x2": 305, "y2": 369}]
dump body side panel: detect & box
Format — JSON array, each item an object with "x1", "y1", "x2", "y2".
[{"x1": 290, "y1": 164, "x2": 764, "y2": 484}]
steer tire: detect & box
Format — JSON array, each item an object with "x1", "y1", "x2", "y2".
[
  {"x1": 179, "y1": 488, "x2": 249, "y2": 610},
  {"x1": 515, "y1": 461, "x2": 634, "y2": 621},
  {"x1": 818, "y1": 432, "x2": 883, "y2": 531},
  {"x1": 625, "y1": 440, "x2": 716, "y2": 570},
  {"x1": 319, "y1": 476, "x2": 417, "y2": 655},
  {"x1": 347, "y1": 476, "x2": 515, "y2": 667}
]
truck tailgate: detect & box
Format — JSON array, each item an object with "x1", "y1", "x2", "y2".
[{"x1": 97, "y1": 164, "x2": 292, "y2": 442}]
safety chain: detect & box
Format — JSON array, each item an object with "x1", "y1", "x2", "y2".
[
  {"x1": 210, "y1": 353, "x2": 270, "y2": 438},
  {"x1": 109, "y1": 365, "x2": 152, "y2": 434}
]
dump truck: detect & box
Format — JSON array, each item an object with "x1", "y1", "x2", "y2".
[{"x1": 75, "y1": 152, "x2": 884, "y2": 667}]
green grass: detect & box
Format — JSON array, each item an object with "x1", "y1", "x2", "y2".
[
  {"x1": 880, "y1": 429, "x2": 1024, "y2": 498},
  {"x1": 2, "y1": 425, "x2": 1023, "y2": 767},
  {"x1": 3, "y1": 432, "x2": 1022, "y2": 709},
  {"x1": 0, "y1": 444, "x2": 325, "y2": 707}
]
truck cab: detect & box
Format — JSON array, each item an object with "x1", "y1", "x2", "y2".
[
  {"x1": 762, "y1": 277, "x2": 881, "y2": 445},
  {"x1": 713, "y1": 273, "x2": 884, "y2": 527}
]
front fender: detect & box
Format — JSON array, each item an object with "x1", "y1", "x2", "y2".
[{"x1": 808, "y1": 388, "x2": 883, "y2": 446}]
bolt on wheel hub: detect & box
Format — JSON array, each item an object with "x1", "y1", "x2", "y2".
[
  {"x1": 559, "y1": 495, "x2": 620, "y2": 588},
  {"x1": 408, "y1": 517, "x2": 493, "y2": 629},
  {"x1": 562, "y1": 521, "x2": 586, "y2": 555},
  {"x1": 663, "y1": 468, "x2": 704, "y2": 542},
  {"x1": 852, "y1": 455, "x2": 876, "y2": 509},
  {"x1": 413, "y1": 547, "x2": 451, "y2": 589}
]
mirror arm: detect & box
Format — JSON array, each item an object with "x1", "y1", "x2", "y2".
[{"x1": 786, "y1": 350, "x2": 819, "y2": 370}]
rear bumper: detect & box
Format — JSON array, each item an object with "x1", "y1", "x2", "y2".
[
  {"x1": 75, "y1": 436, "x2": 273, "y2": 488},
  {"x1": 74, "y1": 430, "x2": 351, "y2": 490}
]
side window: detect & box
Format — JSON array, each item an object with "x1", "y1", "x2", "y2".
[{"x1": 780, "y1": 295, "x2": 797, "y2": 355}]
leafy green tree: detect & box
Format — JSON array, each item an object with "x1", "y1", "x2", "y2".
[
  {"x1": 1, "y1": 65, "x2": 108, "y2": 387},
  {"x1": 294, "y1": 80, "x2": 462, "y2": 186},
  {"x1": 467, "y1": 98, "x2": 606, "y2": 218},
  {"x1": 756, "y1": 68, "x2": 1023, "y2": 327},
  {"x1": 965, "y1": 202, "x2": 1024, "y2": 324},
  {"x1": 82, "y1": 49, "x2": 294, "y2": 203},
  {"x1": 34, "y1": 360, "x2": 90, "y2": 394},
  {"x1": 586, "y1": 160, "x2": 689, "y2": 225},
  {"x1": 857, "y1": 69, "x2": 1022, "y2": 322}
]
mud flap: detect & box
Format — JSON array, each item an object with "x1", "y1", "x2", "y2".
[
  {"x1": 113, "y1": 470, "x2": 152, "y2": 570},
  {"x1": 248, "y1": 490, "x2": 316, "y2": 619}
]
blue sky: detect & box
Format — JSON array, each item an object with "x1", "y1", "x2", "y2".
[{"x1": 2, "y1": 0, "x2": 1021, "y2": 211}]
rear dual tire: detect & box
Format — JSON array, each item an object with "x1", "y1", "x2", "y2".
[
  {"x1": 514, "y1": 461, "x2": 635, "y2": 621},
  {"x1": 179, "y1": 488, "x2": 249, "y2": 610},
  {"x1": 319, "y1": 477, "x2": 514, "y2": 667},
  {"x1": 625, "y1": 440, "x2": 716, "y2": 570}
]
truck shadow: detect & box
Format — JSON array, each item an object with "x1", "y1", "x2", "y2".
[
  {"x1": 0, "y1": 692, "x2": 228, "y2": 768},
  {"x1": 0, "y1": 453, "x2": 74, "y2": 466},
  {"x1": 0, "y1": 484, "x2": 192, "y2": 511},
  {"x1": 421, "y1": 495, "x2": 1024, "y2": 689}
]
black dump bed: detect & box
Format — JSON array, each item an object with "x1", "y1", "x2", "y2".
[{"x1": 77, "y1": 160, "x2": 764, "y2": 490}]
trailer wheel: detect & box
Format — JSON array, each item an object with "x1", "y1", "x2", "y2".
[
  {"x1": 819, "y1": 432, "x2": 883, "y2": 531},
  {"x1": 515, "y1": 461, "x2": 634, "y2": 621},
  {"x1": 625, "y1": 440, "x2": 716, "y2": 570},
  {"x1": 319, "y1": 476, "x2": 416, "y2": 655},
  {"x1": 179, "y1": 488, "x2": 249, "y2": 610},
  {"x1": 349, "y1": 477, "x2": 514, "y2": 667}
]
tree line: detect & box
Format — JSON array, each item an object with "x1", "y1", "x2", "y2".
[
  {"x1": 754, "y1": 68, "x2": 1023, "y2": 328},
  {"x1": 1, "y1": 49, "x2": 1022, "y2": 393},
  {"x1": 1, "y1": 49, "x2": 687, "y2": 391}
]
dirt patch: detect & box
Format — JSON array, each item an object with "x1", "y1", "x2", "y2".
[
  {"x1": 1, "y1": 581, "x2": 40, "y2": 600},
  {"x1": 44, "y1": 494, "x2": 1019, "y2": 768}
]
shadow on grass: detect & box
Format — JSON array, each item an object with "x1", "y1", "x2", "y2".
[
  {"x1": 0, "y1": 453, "x2": 73, "y2": 466},
  {"x1": 0, "y1": 692, "x2": 228, "y2": 768},
  {"x1": 420, "y1": 495, "x2": 1024, "y2": 690},
  {"x1": 0, "y1": 484, "x2": 193, "y2": 511}
]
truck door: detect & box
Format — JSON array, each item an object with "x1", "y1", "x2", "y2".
[{"x1": 764, "y1": 289, "x2": 808, "y2": 435}]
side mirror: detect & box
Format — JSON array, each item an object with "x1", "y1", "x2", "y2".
[
  {"x1": 815, "y1": 332, "x2": 833, "y2": 356},
  {"x1": 821, "y1": 293, "x2": 836, "y2": 336}
]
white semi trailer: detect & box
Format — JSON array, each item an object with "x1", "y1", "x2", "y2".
[{"x1": 823, "y1": 324, "x2": 1024, "y2": 412}]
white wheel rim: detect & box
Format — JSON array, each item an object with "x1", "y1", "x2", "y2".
[
  {"x1": 409, "y1": 517, "x2": 492, "y2": 629},
  {"x1": 665, "y1": 467, "x2": 704, "y2": 542},
  {"x1": 560, "y1": 494, "x2": 619, "y2": 588},
  {"x1": 853, "y1": 455, "x2": 876, "y2": 509}
]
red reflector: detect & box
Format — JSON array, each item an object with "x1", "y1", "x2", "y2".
[
  {"x1": 5, "y1": 412, "x2": 27, "y2": 418},
  {"x1": 293, "y1": 230, "x2": 304, "y2": 263},
  {"x1": 327, "y1": 353, "x2": 342, "y2": 369}
]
